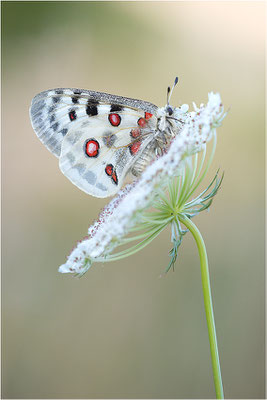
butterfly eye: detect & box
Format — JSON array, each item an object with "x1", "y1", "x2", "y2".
[{"x1": 167, "y1": 106, "x2": 173, "y2": 116}]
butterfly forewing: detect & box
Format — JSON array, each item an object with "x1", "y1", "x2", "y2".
[{"x1": 30, "y1": 88, "x2": 158, "y2": 197}]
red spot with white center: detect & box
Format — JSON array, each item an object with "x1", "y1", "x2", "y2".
[
  {"x1": 108, "y1": 113, "x2": 121, "y2": 126},
  {"x1": 138, "y1": 117, "x2": 147, "y2": 127},
  {"x1": 105, "y1": 164, "x2": 113, "y2": 176},
  {"x1": 130, "y1": 128, "x2": 141, "y2": 138},
  {"x1": 85, "y1": 139, "x2": 99, "y2": 157},
  {"x1": 145, "y1": 112, "x2": 153, "y2": 120},
  {"x1": 105, "y1": 164, "x2": 118, "y2": 185},
  {"x1": 129, "y1": 141, "x2": 141, "y2": 155}
]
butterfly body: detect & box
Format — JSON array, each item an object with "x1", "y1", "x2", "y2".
[{"x1": 30, "y1": 87, "x2": 187, "y2": 197}]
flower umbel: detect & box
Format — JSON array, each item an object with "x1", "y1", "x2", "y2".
[{"x1": 59, "y1": 92, "x2": 226, "y2": 277}]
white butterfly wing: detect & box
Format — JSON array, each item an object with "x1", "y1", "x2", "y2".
[
  {"x1": 30, "y1": 88, "x2": 158, "y2": 197},
  {"x1": 59, "y1": 109, "x2": 155, "y2": 197},
  {"x1": 30, "y1": 89, "x2": 78, "y2": 157}
]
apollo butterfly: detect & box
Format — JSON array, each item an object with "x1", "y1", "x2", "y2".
[{"x1": 30, "y1": 78, "x2": 187, "y2": 198}]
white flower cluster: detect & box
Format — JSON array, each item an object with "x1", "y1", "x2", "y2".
[{"x1": 59, "y1": 93, "x2": 225, "y2": 275}]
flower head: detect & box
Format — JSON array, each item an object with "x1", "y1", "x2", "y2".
[{"x1": 59, "y1": 92, "x2": 226, "y2": 276}]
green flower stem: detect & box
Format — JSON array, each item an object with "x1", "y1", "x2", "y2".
[{"x1": 178, "y1": 214, "x2": 224, "y2": 399}]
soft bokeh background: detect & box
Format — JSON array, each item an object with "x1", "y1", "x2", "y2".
[{"x1": 2, "y1": 1, "x2": 265, "y2": 399}]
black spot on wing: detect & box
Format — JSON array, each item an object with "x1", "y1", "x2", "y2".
[
  {"x1": 86, "y1": 99, "x2": 98, "y2": 117},
  {"x1": 110, "y1": 104, "x2": 123, "y2": 112},
  {"x1": 72, "y1": 96, "x2": 79, "y2": 104},
  {"x1": 71, "y1": 90, "x2": 82, "y2": 104},
  {"x1": 86, "y1": 105, "x2": 98, "y2": 116},
  {"x1": 52, "y1": 90, "x2": 63, "y2": 103}
]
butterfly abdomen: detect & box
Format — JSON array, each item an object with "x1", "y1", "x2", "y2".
[{"x1": 131, "y1": 142, "x2": 157, "y2": 177}]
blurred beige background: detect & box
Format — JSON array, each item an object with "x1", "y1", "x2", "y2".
[{"x1": 2, "y1": 1, "x2": 265, "y2": 399}]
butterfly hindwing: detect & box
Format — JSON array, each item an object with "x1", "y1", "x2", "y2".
[
  {"x1": 30, "y1": 88, "x2": 158, "y2": 197},
  {"x1": 59, "y1": 105, "x2": 156, "y2": 197}
]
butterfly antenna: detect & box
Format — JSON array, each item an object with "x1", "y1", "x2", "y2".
[
  {"x1": 168, "y1": 76, "x2": 179, "y2": 104},
  {"x1": 167, "y1": 86, "x2": 171, "y2": 105}
]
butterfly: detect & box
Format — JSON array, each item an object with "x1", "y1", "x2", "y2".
[{"x1": 30, "y1": 77, "x2": 188, "y2": 198}]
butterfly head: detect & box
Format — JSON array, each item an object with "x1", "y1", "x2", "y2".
[
  {"x1": 166, "y1": 105, "x2": 174, "y2": 116},
  {"x1": 163, "y1": 77, "x2": 189, "y2": 122},
  {"x1": 156, "y1": 76, "x2": 189, "y2": 132},
  {"x1": 164, "y1": 76, "x2": 184, "y2": 119},
  {"x1": 165, "y1": 103, "x2": 189, "y2": 118}
]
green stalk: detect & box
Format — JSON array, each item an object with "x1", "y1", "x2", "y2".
[{"x1": 178, "y1": 214, "x2": 224, "y2": 399}]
